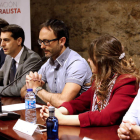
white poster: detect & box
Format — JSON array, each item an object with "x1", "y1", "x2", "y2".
[{"x1": 0, "y1": 0, "x2": 31, "y2": 49}]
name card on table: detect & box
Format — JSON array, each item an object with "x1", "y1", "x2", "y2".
[
  {"x1": 13, "y1": 119, "x2": 38, "y2": 136},
  {"x1": 83, "y1": 137, "x2": 94, "y2": 140}
]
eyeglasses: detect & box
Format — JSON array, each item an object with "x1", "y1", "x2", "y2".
[{"x1": 38, "y1": 38, "x2": 58, "y2": 46}]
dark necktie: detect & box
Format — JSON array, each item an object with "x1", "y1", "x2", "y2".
[{"x1": 10, "y1": 59, "x2": 16, "y2": 83}]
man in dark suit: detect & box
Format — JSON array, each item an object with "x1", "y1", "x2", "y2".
[
  {"x1": 0, "y1": 18, "x2": 9, "y2": 68},
  {"x1": 0, "y1": 24, "x2": 42, "y2": 96}
]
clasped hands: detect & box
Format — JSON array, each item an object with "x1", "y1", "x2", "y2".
[
  {"x1": 118, "y1": 120, "x2": 140, "y2": 140},
  {"x1": 26, "y1": 71, "x2": 45, "y2": 92},
  {"x1": 26, "y1": 72, "x2": 64, "y2": 124}
]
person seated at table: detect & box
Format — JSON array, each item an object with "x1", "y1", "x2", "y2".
[
  {"x1": 0, "y1": 18, "x2": 9, "y2": 68},
  {"x1": 0, "y1": 24, "x2": 42, "y2": 96},
  {"x1": 22, "y1": 19, "x2": 92, "y2": 107},
  {"x1": 118, "y1": 88, "x2": 140, "y2": 140},
  {"x1": 40, "y1": 34, "x2": 140, "y2": 127}
]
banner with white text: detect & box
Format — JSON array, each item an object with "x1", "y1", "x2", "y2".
[{"x1": 0, "y1": 0, "x2": 31, "y2": 49}]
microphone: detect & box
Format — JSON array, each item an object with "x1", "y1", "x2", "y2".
[{"x1": 0, "y1": 56, "x2": 47, "y2": 120}]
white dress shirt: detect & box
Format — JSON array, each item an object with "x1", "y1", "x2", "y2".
[
  {"x1": 123, "y1": 88, "x2": 140, "y2": 125},
  {"x1": 12, "y1": 47, "x2": 24, "y2": 69}
]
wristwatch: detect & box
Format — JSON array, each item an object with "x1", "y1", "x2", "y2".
[{"x1": 35, "y1": 87, "x2": 43, "y2": 95}]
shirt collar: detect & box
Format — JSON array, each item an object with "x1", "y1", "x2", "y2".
[
  {"x1": 13, "y1": 47, "x2": 24, "y2": 64},
  {"x1": 49, "y1": 47, "x2": 71, "y2": 66}
]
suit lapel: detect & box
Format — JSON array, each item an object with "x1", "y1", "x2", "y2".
[
  {"x1": 5, "y1": 58, "x2": 12, "y2": 85},
  {"x1": 15, "y1": 47, "x2": 28, "y2": 78}
]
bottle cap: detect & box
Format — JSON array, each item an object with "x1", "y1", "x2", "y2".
[
  {"x1": 48, "y1": 106, "x2": 55, "y2": 112},
  {"x1": 27, "y1": 88, "x2": 33, "y2": 92}
]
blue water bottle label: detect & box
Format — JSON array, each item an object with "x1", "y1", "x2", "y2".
[{"x1": 25, "y1": 100, "x2": 36, "y2": 109}]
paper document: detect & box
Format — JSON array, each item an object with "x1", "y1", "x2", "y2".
[{"x1": 2, "y1": 103, "x2": 42, "y2": 111}]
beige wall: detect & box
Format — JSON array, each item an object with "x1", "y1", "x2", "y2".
[{"x1": 31, "y1": 0, "x2": 140, "y2": 68}]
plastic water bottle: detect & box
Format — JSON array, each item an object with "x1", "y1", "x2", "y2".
[
  {"x1": 25, "y1": 88, "x2": 36, "y2": 124},
  {"x1": 46, "y1": 106, "x2": 58, "y2": 140}
]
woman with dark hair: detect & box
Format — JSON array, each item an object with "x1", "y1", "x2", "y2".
[{"x1": 40, "y1": 34, "x2": 139, "y2": 127}]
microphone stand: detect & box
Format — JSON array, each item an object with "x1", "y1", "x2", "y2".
[{"x1": 0, "y1": 56, "x2": 47, "y2": 120}]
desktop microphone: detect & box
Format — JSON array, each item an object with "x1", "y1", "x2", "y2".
[{"x1": 0, "y1": 56, "x2": 47, "y2": 120}]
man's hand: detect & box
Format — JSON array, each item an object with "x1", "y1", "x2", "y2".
[
  {"x1": 118, "y1": 120, "x2": 136, "y2": 140},
  {"x1": 129, "y1": 125, "x2": 140, "y2": 140},
  {"x1": 26, "y1": 71, "x2": 45, "y2": 92}
]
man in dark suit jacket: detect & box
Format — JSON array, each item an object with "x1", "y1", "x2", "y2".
[
  {"x1": 0, "y1": 18, "x2": 9, "y2": 68},
  {"x1": 0, "y1": 49, "x2": 6, "y2": 68},
  {"x1": 0, "y1": 24, "x2": 42, "y2": 96}
]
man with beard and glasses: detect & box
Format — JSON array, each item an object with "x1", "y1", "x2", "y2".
[{"x1": 21, "y1": 19, "x2": 92, "y2": 107}]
